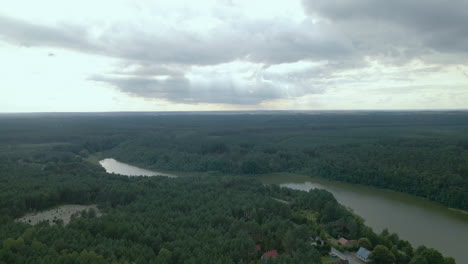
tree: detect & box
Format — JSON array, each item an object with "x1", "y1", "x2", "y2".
[
  {"x1": 156, "y1": 248, "x2": 172, "y2": 264},
  {"x1": 408, "y1": 254, "x2": 428, "y2": 264},
  {"x1": 398, "y1": 240, "x2": 414, "y2": 259},
  {"x1": 444, "y1": 257, "x2": 456, "y2": 264},
  {"x1": 371, "y1": 245, "x2": 395, "y2": 264},
  {"x1": 292, "y1": 244, "x2": 321, "y2": 264},
  {"x1": 420, "y1": 248, "x2": 445, "y2": 264},
  {"x1": 358, "y1": 238, "x2": 372, "y2": 250},
  {"x1": 391, "y1": 245, "x2": 408, "y2": 264},
  {"x1": 283, "y1": 226, "x2": 310, "y2": 254}
]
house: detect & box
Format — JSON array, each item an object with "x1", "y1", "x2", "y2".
[
  {"x1": 356, "y1": 247, "x2": 371, "y2": 262},
  {"x1": 338, "y1": 237, "x2": 348, "y2": 246},
  {"x1": 310, "y1": 236, "x2": 324, "y2": 246},
  {"x1": 262, "y1": 250, "x2": 278, "y2": 260},
  {"x1": 338, "y1": 237, "x2": 358, "y2": 247}
]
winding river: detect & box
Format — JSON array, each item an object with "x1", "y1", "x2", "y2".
[{"x1": 100, "y1": 159, "x2": 467, "y2": 263}]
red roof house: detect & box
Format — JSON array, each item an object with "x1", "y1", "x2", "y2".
[
  {"x1": 338, "y1": 237, "x2": 358, "y2": 247},
  {"x1": 262, "y1": 250, "x2": 278, "y2": 260},
  {"x1": 338, "y1": 237, "x2": 349, "y2": 245}
]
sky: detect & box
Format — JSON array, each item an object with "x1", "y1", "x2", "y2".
[{"x1": 1, "y1": 0, "x2": 468, "y2": 112}]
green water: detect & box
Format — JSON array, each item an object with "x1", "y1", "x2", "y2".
[{"x1": 262, "y1": 173, "x2": 468, "y2": 263}]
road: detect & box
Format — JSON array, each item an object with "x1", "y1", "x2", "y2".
[{"x1": 331, "y1": 248, "x2": 364, "y2": 264}]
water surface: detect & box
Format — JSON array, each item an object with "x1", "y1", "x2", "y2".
[
  {"x1": 99, "y1": 158, "x2": 176, "y2": 177},
  {"x1": 262, "y1": 173, "x2": 468, "y2": 263}
]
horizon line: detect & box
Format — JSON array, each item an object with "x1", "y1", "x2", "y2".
[{"x1": 1, "y1": 109, "x2": 468, "y2": 115}]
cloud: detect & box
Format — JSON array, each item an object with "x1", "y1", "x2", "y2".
[
  {"x1": 91, "y1": 74, "x2": 298, "y2": 105},
  {"x1": 0, "y1": 14, "x2": 352, "y2": 66},
  {"x1": 239, "y1": 19, "x2": 354, "y2": 64},
  {"x1": 0, "y1": 11, "x2": 346, "y2": 105},
  {"x1": 111, "y1": 63, "x2": 186, "y2": 78},
  {"x1": 302, "y1": 0, "x2": 468, "y2": 64},
  {"x1": 0, "y1": 16, "x2": 97, "y2": 52},
  {"x1": 91, "y1": 59, "x2": 329, "y2": 105},
  {"x1": 2, "y1": 1, "x2": 467, "y2": 108}
]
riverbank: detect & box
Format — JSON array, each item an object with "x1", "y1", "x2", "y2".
[
  {"x1": 261, "y1": 172, "x2": 468, "y2": 264},
  {"x1": 449, "y1": 207, "x2": 468, "y2": 216}
]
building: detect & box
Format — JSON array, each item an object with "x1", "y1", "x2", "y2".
[
  {"x1": 338, "y1": 237, "x2": 348, "y2": 246},
  {"x1": 310, "y1": 236, "x2": 324, "y2": 246},
  {"x1": 262, "y1": 250, "x2": 278, "y2": 260},
  {"x1": 356, "y1": 247, "x2": 371, "y2": 262},
  {"x1": 338, "y1": 237, "x2": 358, "y2": 247}
]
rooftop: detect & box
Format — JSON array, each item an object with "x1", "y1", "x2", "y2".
[{"x1": 263, "y1": 250, "x2": 278, "y2": 260}]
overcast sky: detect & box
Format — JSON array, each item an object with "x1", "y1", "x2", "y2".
[{"x1": 1, "y1": 0, "x2": 468, "y2": 112}]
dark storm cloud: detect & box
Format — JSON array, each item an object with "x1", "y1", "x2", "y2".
[
  {"x1": 302, "y1": 0, "x2": 468, "y2": 61},
  {"x1": 91, "y1": 75, "x2": 298, "y2": 105}
]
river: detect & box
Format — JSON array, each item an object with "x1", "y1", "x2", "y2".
[
  {"x1": 99, "y1": 158, "x2": 176, "y2": 177},
  {"x1": 100, "y1": 159, "x2": 467, "y2": 263},
  {"x1": 262, "y1": 173, "x2": 468, "y2": 263}
]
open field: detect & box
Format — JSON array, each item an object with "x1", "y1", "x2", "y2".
[{"x1": 15, "y1": 204, "x2": 100, "y2": 225}]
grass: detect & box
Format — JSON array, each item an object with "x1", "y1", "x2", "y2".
[
  {"x1": 448, "y1": 207, "x2": 468, "y2": 215},
  {"x1": 294, "y1": 209, "x2": 319, "y2": 222},
  {"x1": 321, "y1": 256, "x2": 334, "y2": 263}
]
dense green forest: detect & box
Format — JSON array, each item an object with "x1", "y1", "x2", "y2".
[
  {"x1": 0, "y1": 112, "x2": 468, "y2": 264},
  {"x1": 106, "y1": 112, "x2": 468, "y2": 210},
  {"x1": 0, "y1": 112, "x2": 465, "y2": 263},
  {"x1": 0, "y1": 153, "x2": 455, "y2": 263},
  {"x1": 3, "y1": 112, "x2": 464, "y2": 209}
]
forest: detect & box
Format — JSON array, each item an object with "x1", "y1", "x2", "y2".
[
  {"x1": 0, "y1": 111, "x2": 465, "y2": 263},
  {"x1": 3, "y1": 112, "x2": 463, "y2": 209},
  {"x1": 105, "y1": 112, "x2": 468, "y2": 210},
  {"x1": 0, "y1": 153, "x2": 455, "y2": 263}
]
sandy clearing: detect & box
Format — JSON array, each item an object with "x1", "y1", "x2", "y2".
[{"x1": 15, "y1": 204, "x2": 101, "y2": 225}]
